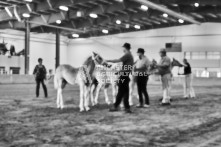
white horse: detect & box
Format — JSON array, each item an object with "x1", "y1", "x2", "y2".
[
  {"x1": 54, "y1": 52, "x2": 105, "y2": 112},
  {"x1": 90, "y1": 63, "x2": 120, "y2": 106}
]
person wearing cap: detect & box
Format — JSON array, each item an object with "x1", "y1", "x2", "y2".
[
  {"x1": 156, "y1": 48, "x2": 172, "y2": 105},
  {"x1": 33, "y1": 58, "x2": 48, "y2": 98},
  {"x1": 106, "y1": 43, "x2": 134, "y2": 113},
  {"x1": 178, "y1": 59, "x2": 196, "y2": 99},
  {"x1": 134, "y1": 48, "x2": 151, "y2": 108}
]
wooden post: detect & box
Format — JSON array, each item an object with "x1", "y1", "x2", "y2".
[
  {"x1": 25, "y1": 21, "x2": 30, "y2": 74},
  {"x1": 55, "y1": 29, "x2": 60, "y2": 68}
]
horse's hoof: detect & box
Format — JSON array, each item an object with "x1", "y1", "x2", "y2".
[
  {"x1": 106, "y1": 101, "x2": 111, "y2": 105},
  {"x1": 85, "y1": 107, "x2": 90, "y2": 111},
  {"x1": 79, "y1": 109, "x2": 84, "y2": 112},
  {"x1": 91, "y1": 102, "x2": 96, "y2": 106}
]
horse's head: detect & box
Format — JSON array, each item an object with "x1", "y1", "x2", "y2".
[
  {"x1": 92, "y1": 52, "x2": 107, "y2": 65},
  {"x1": 172, "y1": 58, "x2": 183, "y2": 67},
  {"x1": 149, "y1": 59, "x2": 157, "y2": 70}
]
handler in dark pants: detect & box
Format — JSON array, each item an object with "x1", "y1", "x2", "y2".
[
  {"x1": 107, "y1": 43, "x2": 134, "y2": 113},
  {"x1": 33, "y1": 58, "x2": 48, "y2": 98},
  {"x1": 134, "y1": 48, "x2": 151, "y2": 108}
]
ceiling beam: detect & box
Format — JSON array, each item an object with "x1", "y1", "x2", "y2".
[
  {"x1": 27, "y1": 20, "x2": 84, "y2": 33},
  {"x1": 133, "y1": 0, "x2": 201, "y2": 25},
  {"x1": 150, "y1": 0, "x2": 221, "y2": 6}
]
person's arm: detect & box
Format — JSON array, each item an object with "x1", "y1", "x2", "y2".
[
  {"x1": 181, "y1": 63, "x2": 188, "y2": 67},
  {"x1": 157, "y1": 59, "x2": 170, "y2": 68},
  {"x1": 43, "y1": 66, "x2": 47, "y2": 75},
  {"x1": 33, "y1": 65, "x2": 37, "y2": 75},
  {"x1": 107, "y1": 54, "x2": 128, "y2": 63},
  {"x1": 134, "y1": 66, "x2": 147, "y2": 72},
  {"x1": 106, "y1": 59, "x2": 121, "y2": 63},
  {"x1": 43, "y1": 66, "x2": 47, "y2": 79}
]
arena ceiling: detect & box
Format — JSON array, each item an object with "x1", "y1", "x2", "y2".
[{"x1": 0, "y1": 0, "x2": 220, "y2": 38}]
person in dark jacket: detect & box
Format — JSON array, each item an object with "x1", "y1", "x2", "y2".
[
  {"x1": 33, "y1": 58, "x2": 48, "y2": 98},
  {"x1": 178, "y1": 59, "x2": 196, "y2": 98},
  {"x1": 107, "y1": 43, "x2": 134, "y2": 113}
]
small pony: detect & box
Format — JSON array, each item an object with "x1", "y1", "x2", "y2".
[
  {"x1": 90, "y1": 63, "x2": 120, "y2": 106},
  {"x1": 54, "y1": 52, "x2": 106, "y2": 112}
]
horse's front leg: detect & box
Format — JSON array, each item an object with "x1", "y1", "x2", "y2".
[
  {"x1": 84, "y1": 86, "x2": 90, "y2": 111},
  {"x1": 79, "y1": 83, "x2": 85, "y2": 112},
  {"x1": 59, "y1": 88, "x2": 64, "y2": 109},
  {"x1": 104, "y1": 85, "x2": 111, "y2": 105},
  {"x1": 94, "y1": 83, "x2": 103, "y2": 105},
  {"x1": 90, "y1": 84, "x2": 96, "y2": 106},
  {"x1": 56, "y1": 89, "x2": 61, "y2": 109},
  {"x1": 112, "y1": 83, "x2": 117, "y2": 103},
  {"x1": 129, "y1": 78, "x2": 135, "y2": 106}
]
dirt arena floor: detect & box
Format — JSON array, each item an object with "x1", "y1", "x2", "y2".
[{"x1": 0, "y1": 78, "x2": 221, "y2": 147}]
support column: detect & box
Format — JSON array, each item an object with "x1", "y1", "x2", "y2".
[
  {"x1": 25, "y1": 21, "x2": 30, "y2": 74},
  {"x1": 55, "y1": 29, "x2": 60, "y2": 69}
]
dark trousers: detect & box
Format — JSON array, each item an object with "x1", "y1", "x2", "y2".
[
  {"x1": 114, "y1": 76, "x2": 130, "y2": 109},
  {"x1": 36, "y1": 79, "x2": 48, "y2": 97},
  {"x1": 137, "y1": 75, "x2": 149, "y2": 105}
]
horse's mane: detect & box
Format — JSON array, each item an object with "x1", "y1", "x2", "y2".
[
  {"x1": 83, "y1": 56, "x2": 95, "y2": 78},
  {"x1": 83, "y1": 56, "x2": 93, "y2": 65}
]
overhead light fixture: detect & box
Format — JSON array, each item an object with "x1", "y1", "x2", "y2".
[
  {"x1": 163, "y1": 13, "x2": 168, "y2": 18},
  {"x1": 89, "y1": 13, "x2": 98, "y2": 18},
  {"x1": 102, "y1": 29, "x2": 109, "y2": 34},
  {"x1": 24, "y1": 0, "x2": 33, "y2": 2},
  {"x1": 126, "y1": 24, "x2": 130, "y2": 28},
  {"x1": 115, "y1": 0, "x2": 123, "y2": 2},
  {"x1": 56, "y1": 20, "x2": 61, "y2": 24},
  {"x1": 178, "y1": 19, "x2": 184, "y2": 23},
  {"x1": 194, "y1": 3, "x2": 199, "y2": 7},
  {"x1": 134, "y1": 25, "x2": 141, "y2": 29},
  {"x1": 72, "y1": 34, "x2": 79, "y2": 38},
  {"x1": 141, "y1": 5, "x2": 148, "y2": 11},
  {"x1": 22, "y1": 13, "x2": 30, "y2": 18},
  {"x1": 116, "y1": 20, "x2": 121, "y2": 24},
  {"x1": 59, "y1": 6, "x2": 69, "y2": 11},
  {"x1": 76, "y1": 11, "x2": 82, "y2": 17}
]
